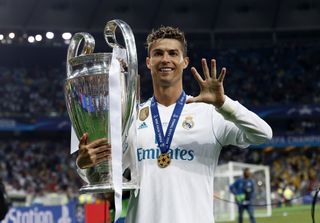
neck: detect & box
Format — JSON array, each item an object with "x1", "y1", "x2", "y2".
[{"x1": 153, "y1": 86, "x2": 183, "y2": 106}]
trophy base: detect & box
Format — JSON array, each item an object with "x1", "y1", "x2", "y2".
[{"x1": 79, "y1": 182, "x2": 139, "y2": 194}]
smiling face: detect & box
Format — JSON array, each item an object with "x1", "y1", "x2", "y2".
[{"x1": 146, "y1": 38, "x2": 189, "y2": 88}]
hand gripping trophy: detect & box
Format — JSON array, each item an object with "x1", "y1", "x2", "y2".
[{"x1": 64, "y1": 20, "x2": 139, "y2": 194}]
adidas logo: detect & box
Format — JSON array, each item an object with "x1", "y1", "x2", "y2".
[{"x1": 138, "y1": 122, "x2": 148, "y2": 129}]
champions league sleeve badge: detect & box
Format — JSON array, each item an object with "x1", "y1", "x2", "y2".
[
  {"x1": 182, "y1": 116, "x2": 194, "y2": 130},
  {"x1": 139, "y1": 106, "x2": 149, "y2": 121},
  {"x1": 157, "y1": 153, "x2": 171, "y2": 168}
]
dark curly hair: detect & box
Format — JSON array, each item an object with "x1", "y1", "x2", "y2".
[{"x1": 146, "y1": 26, "x2": 187, "y2": 56}]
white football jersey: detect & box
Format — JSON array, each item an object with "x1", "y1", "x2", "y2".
[{"x1": 124, "y1": 96, "x2": 272, "y2": 223}]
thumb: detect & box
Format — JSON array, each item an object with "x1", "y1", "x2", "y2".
[
  {"x1": 79, "y1": 133, "x2": 88, "y2": 145},
  {"x1": 186, "y1": 97, "x2": 194, "y2": 104},
  {"x1": 186, "y1": 96, "x2": 200, "y2": 104}
]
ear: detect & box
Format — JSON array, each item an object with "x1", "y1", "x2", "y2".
[
  {"x1": 146, "y1": 57, "x2": 151, "y2": 69},
  {"x1": 183, "y1": 57, "x2": 189, "y2": 69}
]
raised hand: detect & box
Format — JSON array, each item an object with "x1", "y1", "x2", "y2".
[
  {"x1": 76, "y1": 133, "x2": 111, "y2": 169},
  {"x1": 186, "y1": 58, "x2": 226, "y2": 108}
]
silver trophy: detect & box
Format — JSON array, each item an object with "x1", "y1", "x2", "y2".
[{"x1": 64, "y1": 20, "x2": 139, "y2": 193}]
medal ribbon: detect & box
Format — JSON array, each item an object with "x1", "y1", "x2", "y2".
[{"x1": 151, "y1": 91, "x2": 186, "y2": 154}]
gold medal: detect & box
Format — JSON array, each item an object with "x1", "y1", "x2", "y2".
[{"x1": 157, "y1": 153, "x2": 171, "y2": 168}]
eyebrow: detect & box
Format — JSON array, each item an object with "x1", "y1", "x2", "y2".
[{"x1": 151, "y1": 48, "x2": 180, "y2": 53}]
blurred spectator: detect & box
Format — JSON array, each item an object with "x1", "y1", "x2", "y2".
[
  {"x1": 0, "y1": 178, "x2": 10, "y2": 220},
  {"x1": 0, "y1": 139, "x2": 81, "y2": 201},
  {"x1": 283, "y1": 183, "x2": 295, "y2": 206},
  {"x1": 230, "y1": 168, "x2": 256, "y2": 223}
]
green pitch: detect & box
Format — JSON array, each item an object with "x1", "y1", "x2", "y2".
[{"x1": 218, "y1": 204, "x2": 319, "y2": 223}]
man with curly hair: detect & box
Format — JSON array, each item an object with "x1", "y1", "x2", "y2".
[{"x1": 77, "y1": 26, "x2": 272, "y2": 223}]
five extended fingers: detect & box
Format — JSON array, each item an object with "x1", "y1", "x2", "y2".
[{"x1": 191, "y1": 58, "x2": 226, "y2": 82}]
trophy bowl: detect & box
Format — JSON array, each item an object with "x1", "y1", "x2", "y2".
[{"x1": 64, "y1": 20, "x2": 139, "y2": 193}]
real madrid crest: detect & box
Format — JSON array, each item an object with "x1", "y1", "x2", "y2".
[
  {"x1": 182, "y1": 116, "x2": 194, "y2": 130},
  {"x1": 139, "y1": 107, "x2": 149, "y2": 121}
]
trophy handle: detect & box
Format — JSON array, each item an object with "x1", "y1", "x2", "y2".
[
  {"x1": 104, "y1": 20, "x2": 138, "y2": 79},
  {"x1": 66, "y1": 32, "x2": 95, "y2": 77}
]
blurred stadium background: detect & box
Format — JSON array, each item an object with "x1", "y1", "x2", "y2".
[{"x1": 0, "y1": 0, "x2": 319, "y2": 222}]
